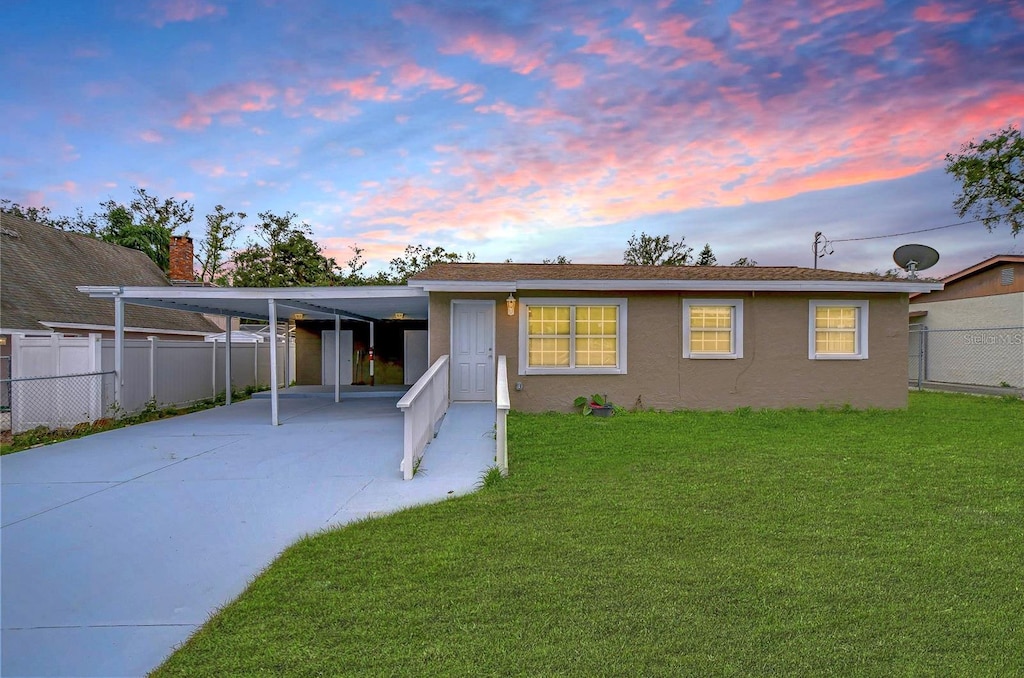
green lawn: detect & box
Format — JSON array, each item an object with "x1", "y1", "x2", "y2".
[{"x1": 154, "y1": 392, "x2": 1024, "y2": 677}]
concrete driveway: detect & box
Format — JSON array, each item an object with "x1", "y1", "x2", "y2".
[{"x1": 1, "y1": 396, "x2": 495, "y2": 677}]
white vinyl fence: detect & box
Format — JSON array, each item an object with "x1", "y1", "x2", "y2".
[{"x1": 4, "y1": 333, "x2": 288, "y2": 434}]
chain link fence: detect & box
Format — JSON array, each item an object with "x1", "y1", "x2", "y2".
[
  {"x1": 1, "y1": 371, "x2": 116, "y2": 434},
  {"x1": 909, "y1": 325, "x2": 1024, "y2": 390}
]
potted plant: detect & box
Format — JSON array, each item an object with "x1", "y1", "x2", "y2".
[{"x1": 574, "y1": 393, "x2": 614, "y2": 417}]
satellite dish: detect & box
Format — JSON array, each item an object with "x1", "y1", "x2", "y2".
[{"x1": 893, "y1": 244, "x2": 939, "y2": 279}]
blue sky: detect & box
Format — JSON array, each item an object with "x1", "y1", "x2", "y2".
[{"x1": 1, "y1": 0, "x2": 1022, "y2": 277}]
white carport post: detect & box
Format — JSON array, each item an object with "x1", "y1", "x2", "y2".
[
  {"x1": 283, "y1": 319, "x2": 291, "y2": 386},
  {"x1": 268, "y1": 299, "x2": 279, "y2": 426},
  {"x1": 114, "y1": 294, "x2": 124, "y2": 409},
  {"x1": 334, "y1": 314, "x2": 341, "y2": 403},
  {"x1": 369, "y1": 320, "x2": 375, "y2": 386},
  {"x1": 224, "y1": 316, "x2": 233, "y2": 405}
]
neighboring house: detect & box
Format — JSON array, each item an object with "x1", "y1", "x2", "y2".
[
  {"x1": 908, "y1": 254, "x2": 1024, "y2": 388},
  {"x1": 410, "y1": 263, "x2": 943, "y2": 412},
  {"x1": 0, "y1": 213, "x2": 221, "y2": 344}
]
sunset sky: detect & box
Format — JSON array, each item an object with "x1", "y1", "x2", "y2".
[{"x1": 2, "y1": 0, "x2": 1022, "y2": 277}]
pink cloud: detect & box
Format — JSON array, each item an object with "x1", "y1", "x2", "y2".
[
  {"x1": 392, "y1": 63, "x2": 457, "y2": 91},
  {"x1": 189, "y1": 160, "x2": 248, "y2": 179},
  {"x1": 473, "y1": 101, "x2": 570, "y2": 127},
  {"x1": 340, "y1": 67, "x2": 1024, "y2": 247},
  {"x1": 844, "y1": 30, "x2": 897, "y2": 55},
  {"x1": 455, "y1": 83, "x2": 485, "y2": 103},
  {"x1": 148, "y1": 0, "x2": 225, "y2": 27},
  {"x1": 45, "y1": 180, "x2": 79, "y2": 196},
  {"x1": 326, "y1": 74, "x2": 395, "y2": 101},
  {"x1": 138, "y1": 129, "x2": 164, "y2": 143},
  {"x1": 551, "y1": 63, "x2": 586, "y2": 89},
  {"x1": 441, "y1": 32, "x2": 546, "y2": 75},
  {"x1": 913, "y1": 3, "x2": 975, "y2": 23},
  {"x1": 730, "y1": 0, "x2": 882, "y2": 52},
  {"x1": 175, "y1": 81, "x2": 277, "y2": 129},
  {"x1": 308, "y1": 101, "x2": 360, "y2": 122},
  {"x1": 631, "y1": 14, "x2": 721, "y2": 64}
]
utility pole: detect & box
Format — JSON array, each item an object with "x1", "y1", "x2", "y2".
[{"x1": 812, "y1": 231, "x2": 832, "y2": 269}]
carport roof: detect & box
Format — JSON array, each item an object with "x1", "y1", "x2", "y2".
[{"x1": 77, "y1": 285, "x2": 429, "y2": 322}]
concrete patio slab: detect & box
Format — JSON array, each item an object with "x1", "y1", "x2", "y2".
[{"x1": 1, "y1": 397, "x2": 496, "y2": 678}]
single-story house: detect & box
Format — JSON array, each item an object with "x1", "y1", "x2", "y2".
[
  {"x1": 410, "y1": 263, "x2": 943, "y2": 411},
  {"x1": 908, "y1": 254, "x2": 1024, "y2": 388},
  {"x1": 78, "y1": 262, "x2": 943, "y2": 417}
]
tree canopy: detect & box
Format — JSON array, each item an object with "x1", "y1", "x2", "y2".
[
  {"x1": 946, "y1": 125, "x2": 1023, "y2": 236},
  {"x1": 623, "y1": 232, "x2": 693, "y2": 266},
  {"x1": 230, "y1": 211, "x2": 340, "y2": 287},
  {"x1": 96, "y1": 187, "x2": 194, "y2": 272},
  {"x1": 695, "y1": 244, "x2": 717, "y2": 266},
  {"x1": 196, "y1": 205, "x2": 247, "y2": 285}
]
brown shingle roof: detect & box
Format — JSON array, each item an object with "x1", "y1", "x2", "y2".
[
  {"x1": 411, "y1": 262, "x2": 892, "y2": 283},
  {"x1": 1, "y1": 213, "x2": 220, "y2": 333}
]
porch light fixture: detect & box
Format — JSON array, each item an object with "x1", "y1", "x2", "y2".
[{"x1": 506, "y1": 293, "x2": 517, "y2": 316}]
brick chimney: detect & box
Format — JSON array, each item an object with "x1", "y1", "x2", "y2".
[{"x1": 168, "y1": 235, "x2": 195, "y2": 282}]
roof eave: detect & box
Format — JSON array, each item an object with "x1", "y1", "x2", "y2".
[
  {"x1": 416, "y1": 279, "x2": 945, "y2": 293},
  {"x1": 77, "y1": 285, "x2": 429, "y2": 300}
]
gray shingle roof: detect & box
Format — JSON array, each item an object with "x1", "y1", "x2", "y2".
[
  {"x1": 1, "y1": 213, "x2": 219, "y2": 333},
  {"x1": 410, "y1": 262, "x2": 893, "y2": 283}
]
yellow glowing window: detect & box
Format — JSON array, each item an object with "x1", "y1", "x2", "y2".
[
  {"x1": 526, "y1": 304, "x2": 619, "y2": 369},
  {"x1": 814, "y1": 306, "x2": 858, "y2": 354},
  {"x1": 689, "y1": 305, "x2": 734, "y2": 354},
  {"x1": 683, "y1": 300, "x2": 743, "y2": 358}
]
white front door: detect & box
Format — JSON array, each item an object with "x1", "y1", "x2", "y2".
[
  {"x1": 321, "y1": 330, "x2": 353, "y2": 386},
  {"x1": 451, "y1": 301, "x2": 495, "y2": 401}
]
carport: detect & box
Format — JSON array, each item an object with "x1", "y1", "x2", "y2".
[{"x1": 77, "y1": 285, "x2": 429, "y2": 425}]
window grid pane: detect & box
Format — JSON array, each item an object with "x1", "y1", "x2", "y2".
[
  {"x1": 527, "y1": 304, "x2": 618, "y2": 369},
  {"x1": 814, "y1": 306, "x2": 858, "y2": 354},
  {"x1": 575, "y1": 306, "x2": 617, "y2": 367},
  {"x1": 689, "y1": 305, "x2": 733, "y2": 354}
]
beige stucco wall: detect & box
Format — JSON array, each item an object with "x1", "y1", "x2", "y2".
[{"x1": 428, "y1": 291, "x2": 910, "y2": 412}]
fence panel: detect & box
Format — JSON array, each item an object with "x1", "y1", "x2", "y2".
[
  {"x1": 154, "y1": 340, "x2": 220, "y2": 406},
  {"x1": 101, "y1": 341, "x2": 152, "y2": 414},
  {"x1": 909, "y1": 326, "x2": 1024, "y2": 389},
  {"x1": 7, "y1": 335, "x2": 294, "y2": 433}
]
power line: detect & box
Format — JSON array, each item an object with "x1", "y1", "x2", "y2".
[{"x1": 828, "y1": 218, "x2": 984, "y2": 243}]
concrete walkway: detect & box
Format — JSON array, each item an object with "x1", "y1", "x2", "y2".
[{"x1": 1, "y1": 397, "x2": 496, "y2": 677}]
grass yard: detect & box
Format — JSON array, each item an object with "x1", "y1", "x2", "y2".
[{"x1": 154, "y1": 392, "x2": 1024, "y2": 676}]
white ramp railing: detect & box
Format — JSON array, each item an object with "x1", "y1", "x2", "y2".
[
  {"x1": 496, "y1": 355, "x2": 510, "y2": 475},
  {"x1": 396, "y1": 354, "x2": 450, "y2": 480}
]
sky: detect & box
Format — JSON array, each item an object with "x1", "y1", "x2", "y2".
[{"x1": 1, "y1": 0, "x2": 1022, "y2": 278}]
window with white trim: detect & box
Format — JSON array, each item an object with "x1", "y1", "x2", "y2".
[
  {"x1": 683, "y1": 299, "x2": 743, "y2": 359},
  {"x1": 519, "y1": 298, "x2": 627, "y2": 375},
  {"x1": 808, "y1": 300, "x2": 869, "y2": 360}
]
